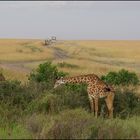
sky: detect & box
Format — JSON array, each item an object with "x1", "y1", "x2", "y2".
[{"x1": 0, "y1": 1, "x2": 140, "y2": 40}]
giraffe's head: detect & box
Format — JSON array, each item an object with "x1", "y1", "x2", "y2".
[{"x1": 54, "y1": 77, "x2": 65, "y2": 89}]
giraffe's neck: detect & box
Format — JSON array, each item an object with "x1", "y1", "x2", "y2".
[{"x1": 62, "y1": 74, "x2": 96, "y2": 85}]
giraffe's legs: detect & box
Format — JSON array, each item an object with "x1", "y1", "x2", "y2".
[
  {"x1": 94, "y1": 98, "x2": 99, "y2": 118},
  {"x1": 105, "y1": 92, "x2": 115, "y2": 118},
  {"x1": 92, "y1": 98, "x2": 95, "y2": 114},
  {"x1": 88, "y1": 95, "x2": 94, "y2": 113}
]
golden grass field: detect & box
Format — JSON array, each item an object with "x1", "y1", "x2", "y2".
[{"x1": 0, "y1": 39, "x2": 140, "y2": 83}]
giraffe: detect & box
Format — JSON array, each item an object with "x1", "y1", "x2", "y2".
[
  {"x1": 54, "y1": 74, "x2": 115, "y2": 118},
  {"x1": 0, "y1": 73, "x2": 5, "y2": 81}
]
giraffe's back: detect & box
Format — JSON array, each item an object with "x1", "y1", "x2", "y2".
[{"x1": 86, "y1": 74, "x2": 114, "y2": 98}]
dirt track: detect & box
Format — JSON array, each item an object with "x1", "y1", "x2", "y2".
[
  {"x1": 0, "y1": 44, "x2": 69, "y2": 73},
  {"x1": 53, "y1": 47, "x2": 69, "y2": 59},
  {"x1": 0, "y1": 62, "x2": 31, "y2": 73}
]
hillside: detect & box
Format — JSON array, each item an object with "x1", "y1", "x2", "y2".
[{"x1": 0, "y1": 39, "x2": 140, "y2": 82}]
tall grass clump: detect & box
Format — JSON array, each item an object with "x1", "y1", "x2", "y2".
[
  {"x1": 0, "y1": 124, "x2": 32, "y2": 139},
  {"x1": 25, "y1": 109, "x2": 140, "y2": 139},
  {"x1": 90, "y1": 116, "x2": 140, "y2": 139},
  {"x1": 24, "y1": 45, "x2": 43, "y2": 52},
  {"x1": 57, "y1": 62, "x2": 79, "y2": 69},
  {"x1": 26, "y1": 108, "x2": 94, "y2": 139}
]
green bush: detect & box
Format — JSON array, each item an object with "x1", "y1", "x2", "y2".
[
  {"x1": 53, "y1": 84, "x2": 90, "y2": 110},
  {"x1": 30, "y1": 93, "x2": 63, "y2": 114},
  {"x1": 101, "y1": 69, "x2": 139, "y2": 86},
  {"x1": 1, "y1": 67, "x2": 139, "y2": 120},
  {"x1": 26, "y1": 80, "x2": 140, "y2": 118},
  {"x1": 26, "y1": 84, "x2": 90, "y2": 114},
  {"x1": 113, "y1": 89, "x2": 140, "y2": 118},
  {"x1": 0, "y1": 80, "x2": 40, "y2": 109},
  {"x1": 28, "y1": 61, "x2": 68, "y2": 89},
  {"x1": 101, "y1": 69, "x2": 140, "y2": 118},
  {"x1": 0, "y1": 80, "x2": 47, "y2": 122},
  {"x1": 97, "y1": 89, "x2": 140, "y2": 119},
  {"x1": 0, "y1": 80, "x2": 22, "y2": 104}
]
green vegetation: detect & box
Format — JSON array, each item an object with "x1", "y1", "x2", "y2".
[
  {"x1": 24, "y1": 45, "x2": 43, "y2": 52},
  {"x1": 57, "y1": 62, "x2": 79, "y2": 69},
  {"x1": 28, "y1": 61, "x2": 68, "y2": 89},
  {"x1": 101, "y1": 69, "x2": 139, "y2": 86},
  {"x1": 0, "y1": 61, "x2": 140, "y2": 139}
]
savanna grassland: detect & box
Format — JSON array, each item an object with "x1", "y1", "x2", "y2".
[
  {"x1": 0, "y1": 39, "x2": 140, "y2": 139},
  {"x1": 1, "y1": 39, "x2": 140, "y2": 81}
]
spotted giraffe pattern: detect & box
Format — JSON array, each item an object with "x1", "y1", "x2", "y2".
[{"x1": 54, "y1": 74, "x2": 115, "y2": 118}]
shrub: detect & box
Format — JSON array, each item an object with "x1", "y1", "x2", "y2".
[
  {"x1": 57, "y1": 62, "x2": 79, "y2": 69},
  {"x1": 53, "y1": 83, "x2": 140, "y2": 118},
  {"x1": 28, "y1": 61, "x2": 68, "y2": 89},
  {"x1": 97, "y1": 89, "x2": 140, "y2": 119},
  {"x1": 53, "y1": 84, "x2": 90, "y2": 110},
  {"x1": 26, "y1": 84, "x2": 90, "y2": 114},
  {"x1": 0, "y1": 80, "x2": 31, "y2": 108},
  {"x1": 101, "y1": 69, "x2": 140, "y2": 118},
  {"x1": 0, "y1": 80, "x2": 47, "y2": 122},
  {"x1": 101, "y1": 69, "x2": 139, "y2": 86},
  {"x1": 113, "y1": 89, "x2": 140, "y2": 118},
  {"x1": 0, "y1": 80, "x2": 22, "y2": 103},
  {"x1": 26, "y1": 80, "x2": 140, "y2": 118},
  {"x1": 26, "y1": 92, "x2": 63, "y2": 114}
]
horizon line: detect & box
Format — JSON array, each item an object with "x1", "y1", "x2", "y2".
[{"x1": 0, "y1": 38, "x2": 140, "y2": 41}]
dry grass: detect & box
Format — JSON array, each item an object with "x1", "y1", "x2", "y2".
[
  {"x1": 0, "y1": 67, "x2": 27, "y2": 83},
  {"x1": 54, "y1": 40, "x2": 140, "y2": 75},
  {"x1": 0, "y1": 39, "x2": 54, "y2": 62},
  {"x1": 0, "y1": 39, "x2": 140, "y2": 82}
]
